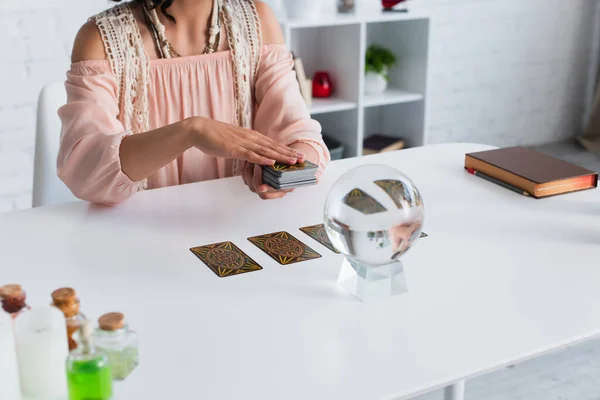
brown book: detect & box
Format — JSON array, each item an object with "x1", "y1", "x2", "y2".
[
  {"x1": 363, "y1": 134, "x2": 405, "y2": 155},
  {"x1": 465, "y1": 147, "x2": 598, "y2": 198}
]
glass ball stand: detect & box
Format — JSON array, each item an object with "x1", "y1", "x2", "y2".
[
  {"x1": 338, "y1": 258, "x2": 408, "y2": 301},
  {"x1": 324, "y1": 164, "x2": 424, "y2": 302}
]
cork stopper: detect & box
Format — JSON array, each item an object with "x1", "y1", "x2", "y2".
[
  {"x1": 51, "y1": 287, "x2": 76, "y2": 304},
  {"x1": 0, "y1": 284, "x2": 27, "y2": 314},
  {"x1": 0, "y1": 284, "x2": 23, "y2": 299},
  {"x1": 98, "y1": 312, "x2": 125, "y2": 331},
  {"x1": 52, "y1": 287, "x2": 80, "y2": 318}
]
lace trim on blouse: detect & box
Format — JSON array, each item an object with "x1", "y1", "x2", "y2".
[
  {"x1": 222, "y1": 0, "x2": 263, "y2": 176},
  {"x1": 93, "y1": 0, "x2": 262, "y2": 187}
]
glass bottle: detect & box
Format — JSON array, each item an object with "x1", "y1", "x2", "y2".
[
  {"x1": 0, "y1": 284, "x2": 30, "y2": 318},
  {"x1": 0, "y1": 312, "x2": 21, "y2": 400},
  {"x1": 15, "y1": 306, "x2": 69, "y2": 399},
  {"x1": 67, "y1": 320, "x2": 113, "y2": 400},
  {"x1": 52, "y1": 287, "x2": 86, "y2": 351},
  {"x1": 93, "y1": 312, "x2": 139, "y2": 380}
]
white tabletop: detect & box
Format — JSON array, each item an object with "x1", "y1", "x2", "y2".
[{"x1": 2, "y1": 143, "x2": 600, "y2": 400}]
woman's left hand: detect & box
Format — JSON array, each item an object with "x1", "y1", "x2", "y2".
[
  {"x1": 242, "y1": 142, "x2": 319, "y2": 200},
  {"x1": 242, "y1": 162, "x2": 295, "y2": 200}
]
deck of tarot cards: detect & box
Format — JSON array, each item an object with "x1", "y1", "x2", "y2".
[{"x1": 262, "y1": 161, "x2": 319, "y2": 190}]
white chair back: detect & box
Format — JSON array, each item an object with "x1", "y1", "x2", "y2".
[{"x1": 32, "y1": 83, "x2": 78, "y2": 208}]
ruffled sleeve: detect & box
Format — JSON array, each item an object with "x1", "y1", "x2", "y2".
[
  {"x1": 57, "y1": 61, "x2": 139, "y2": 205},
  {"x1": 253, "y1": 45, "x2": 331, "y2": 177}
]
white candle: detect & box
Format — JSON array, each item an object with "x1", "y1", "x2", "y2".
[
  {"x1": 0, "y1": 312, "x2": 21, "y2": 400},
  {"x1": 15, "y1": 306, "x2": 68, "y2": 400}
]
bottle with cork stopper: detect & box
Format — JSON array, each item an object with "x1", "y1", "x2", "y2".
[
  {"x1": 66, "y1": 319, "x2": 113, "y2": 400},
  {"x1": 0, "y1": 284, "x2": 30, "y2": 318},
  {"x1": 93, "y1": 312, "x2": 139, "y2": 380},
  {"x1": 51, "y1": 287, "x2": 86, "y2": 351}
]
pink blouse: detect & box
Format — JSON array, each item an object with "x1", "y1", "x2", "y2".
[{"x1": 57, "y1": 45, "x2": 330, "y2": 204}]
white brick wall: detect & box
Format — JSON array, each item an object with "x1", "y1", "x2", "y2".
[
  {"x1": 0, "y1": 0, "x2": 110, "y2": 212},
  {"x1": 418, "y1": 0, "x2": 597, "y2": 147},
  {"x1": 0, "y1": 0, "x2": 596, "y2": 212}
]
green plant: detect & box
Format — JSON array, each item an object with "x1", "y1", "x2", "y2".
[{"x1": 365, "y1": 45, "x2": 396, "y2": 79}]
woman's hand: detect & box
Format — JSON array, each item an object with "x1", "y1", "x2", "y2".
[
  {"x1": 241, "y1": 162, "x2": 296, "y2": 200},
  {"x1": 242, "y1": 142, "x2": 319, "y2": 200},
  {"x1": 188, "y1": 117, "x2": 302, "y2": 166}
]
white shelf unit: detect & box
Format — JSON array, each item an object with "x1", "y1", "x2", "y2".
[
  {"x1": 281, "y1": 12, "x2": 430, "y2": 158},
  {"x1": 310, "y1": 98, "x2": 357, "y2": 115},
  {"x1": 364, "y1": 89, "x2": 424, "y2": 108}
]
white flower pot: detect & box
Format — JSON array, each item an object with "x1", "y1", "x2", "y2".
[
  {"x1": 364, "y1": 72, "x2": 388, "y2": 95},
  {"x1": 284, "y1": 0, "x2": 324, "y2": 20}
]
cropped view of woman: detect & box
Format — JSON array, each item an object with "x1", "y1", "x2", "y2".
[{"x1": 58, "y1": 0, "x2": 330, "y2": 204}]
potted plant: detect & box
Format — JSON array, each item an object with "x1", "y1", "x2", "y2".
[{"x1": 365, "y1": 45, "x2": 396, "y2": 95}]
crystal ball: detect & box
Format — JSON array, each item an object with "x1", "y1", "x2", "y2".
[{"x1": 324, "y1": 164, "x2": 424, "y2": 266}]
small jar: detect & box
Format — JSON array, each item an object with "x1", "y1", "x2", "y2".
[
  {"x1": 313, "y1": 71, "x2": 333, "y2": 98},
  {"x1": 0, "y1": 284, "x2": 30, "y2": 318},
  {"x1": 93, "y1": 312, "x2": 139, "y2": 380},
  {"x1": 51, "y1": 287, "x2": 86, "y2": 351},
  {"x1": 338, "y1": 0, "x2": 355, "y2": 13}
]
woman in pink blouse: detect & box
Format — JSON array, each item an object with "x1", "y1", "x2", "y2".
[{"x1": 58, "y1": 0, "x2": 330, "y2": 205}]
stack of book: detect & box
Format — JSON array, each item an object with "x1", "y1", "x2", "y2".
[
  {"x1": 362, "y1": 134, "x2": 405, "y2": 155},
  {"x1": 292, "y1": 56, "x2": 312, "y2": 106}
]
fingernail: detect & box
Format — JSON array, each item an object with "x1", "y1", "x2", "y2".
[
  {"x1": 259, "y1": 186, "x2": 269, "y2": 193},
  {"x1": 296, "y1": 151, "x2": 305, "y2": 157}
]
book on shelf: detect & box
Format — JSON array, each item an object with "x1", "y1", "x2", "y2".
[
  {"x1": 465, "y1": 146, "x2": 598, "y2": 198},
  {"x1": 362, "y1": 134, "x2": 405, "y2": 155},
  {"x1": 292, "y1": 56, "x2": 312, "y2": 106}
]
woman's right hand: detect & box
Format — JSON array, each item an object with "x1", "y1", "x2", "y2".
[{"x1": 187, "y1": 117, "x2": 302, "y2": 165}]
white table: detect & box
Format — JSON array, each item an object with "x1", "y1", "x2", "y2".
[{"x1": 2, "y1": 143, "x2": 600, "y2": 400}]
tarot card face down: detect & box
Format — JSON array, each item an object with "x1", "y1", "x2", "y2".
[
  {"x1": 190, "y1": 241, "x2": 262, "y2": 278},
  {"x1": 248, "y1": 231, "x2": 321, "y2": 265},
  {"x1": 374, "y1": 179, "x2": 422, "y2": 208},
  {"x1": 343, "y1": 188, "x2": 387, "y2": 215},
  {"x1": 299, "y1": 224, "x2": 340, "y2": 254}
]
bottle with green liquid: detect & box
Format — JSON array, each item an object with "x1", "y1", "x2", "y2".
[{"x1": 66, "y1": 320, "x2": 113, "y2": 400}]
